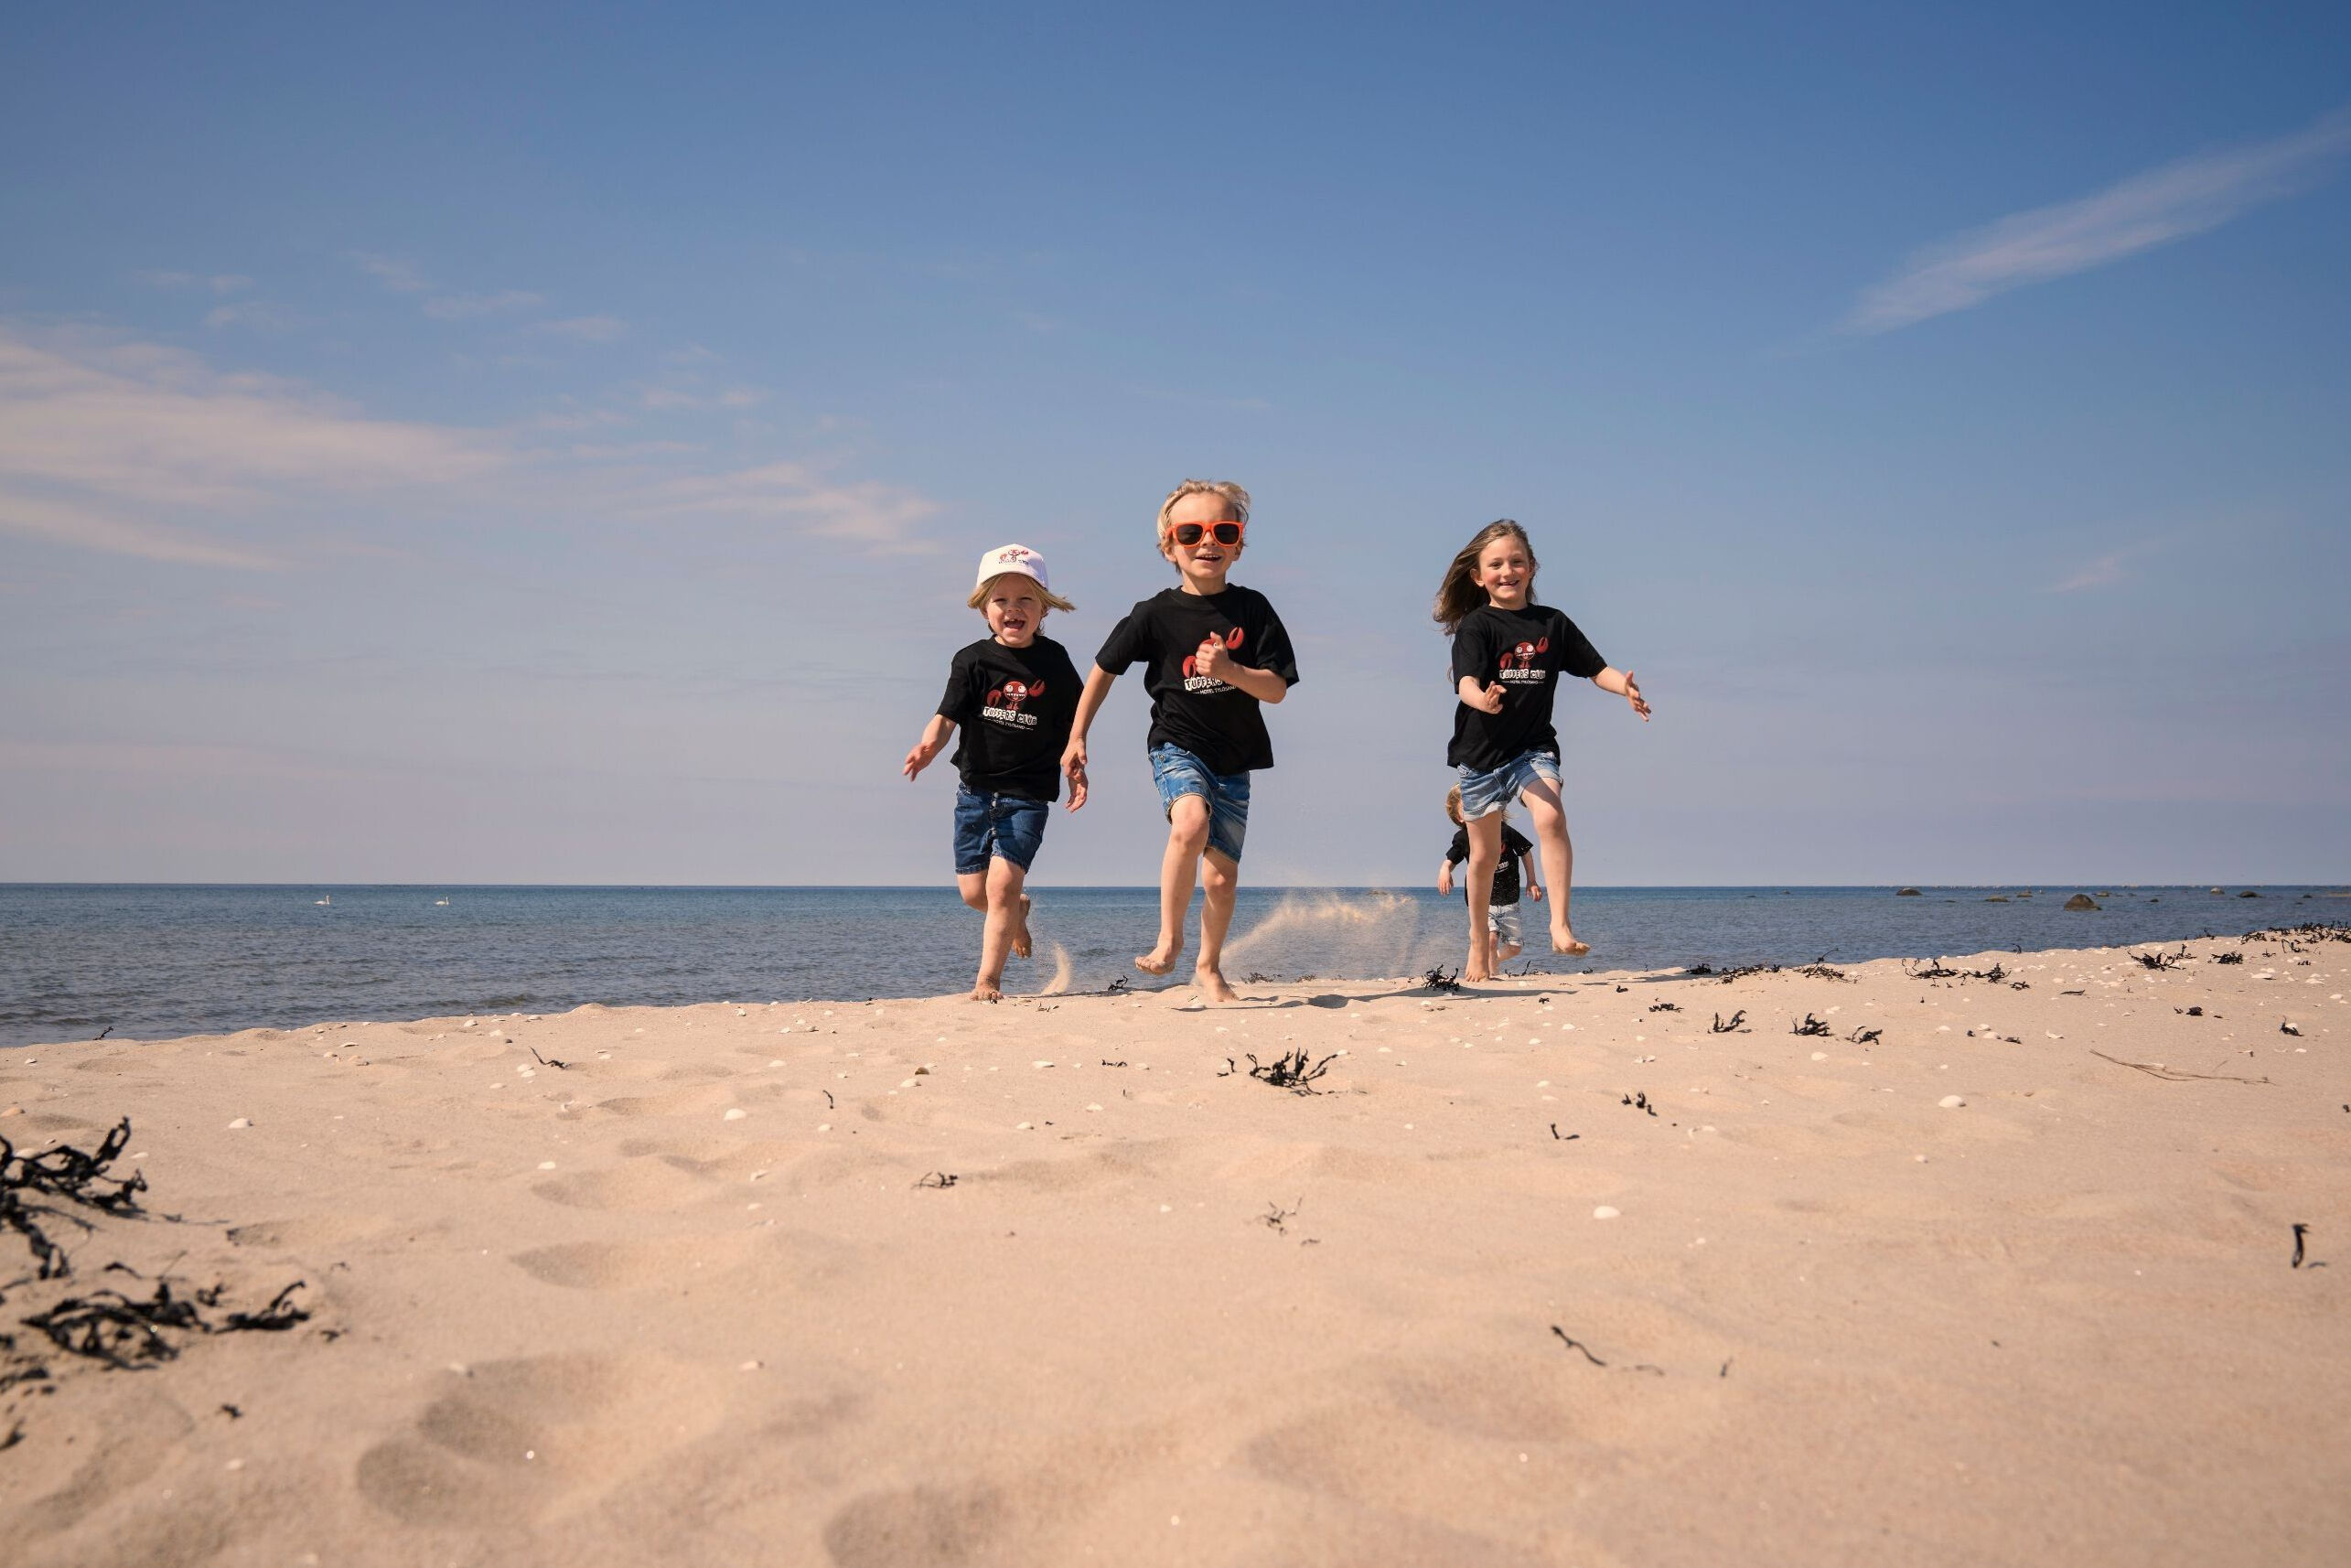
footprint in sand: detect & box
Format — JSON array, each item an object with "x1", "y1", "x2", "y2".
[
  {"x1": 821, "y1": 1483, "x2": 1007, "y2": 1568},
  {"x1": 531, "y1": 1157, "x2": 714, "y2": 1212},
  {"x1": 355, "y1": 1352, "x2": 724, "y2": 1528},
  {"x1": 510, "y1": 1231, "x2": 765, "y2": 1290}
]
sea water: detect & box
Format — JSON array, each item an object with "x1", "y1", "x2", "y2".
[{"x1": 0, "y1": 883, "x2": 2339, "y2": 1047}]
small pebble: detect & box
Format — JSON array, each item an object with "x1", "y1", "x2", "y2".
[
  {"x1": 1938, "y1": 1094, "x2": 1966, "y2": 1109},
  {"x1": 816, "y1": 1123, "x2": 832, "y2": 1133},
  {"x1": 1015, "y1": 1122, "x2": 1033, "y2": 1130},
  {"x1": 227, "y1": 1118, "x2": 251, "y2": 1130},
  {"x1": 724, "y1": 1108, "x2": 748, "y2": 1121},
  {"x1": 1032, "y1": 1060, "x2": 1054, "y2": 1069},
  {"x1": 1592, "y1": 1206, "x2": 1621, "y2": 1220},
  {"x1": 537, "y1": 1160, "x2": 557, "y2": 1170},
  {"x1": 1810, "y1": 1051, "x2": 1828, "y2": 1061}
]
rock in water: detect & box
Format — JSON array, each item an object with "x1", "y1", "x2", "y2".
[
  {"x1": 2064, "y1": 894, "x2": 2099, "y2": 911},
  {"x1": 1896, "y1": 887, "x2": 1922, "y2": 897}
]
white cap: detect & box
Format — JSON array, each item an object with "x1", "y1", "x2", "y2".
[{"x1": 974, "y1": 542, "x2": 1053, "y2": 596}]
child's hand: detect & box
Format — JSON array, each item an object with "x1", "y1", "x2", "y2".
[
  {"x1": 1064, "y1": 756, "x2": 1089, "y2": 811},
  {"x1": 1470, "y1": 681, "x2": 1506, "y2": 714},
  {"x1": 901, "y1": 740, "x2": 936, "y2": 780},
  {"x1": 1193, "y1": 636, "x2": 1229, "y2": 681},
  {"x1": 1528, "y1": 883, "x2": 1546, "y2": 902},
  {"x1": 1623, "y1": 671, "x2": 1650, "y2": 721},
  {"x1": 1437, "y1": 865, "x2": 1455, "y2": 897}
]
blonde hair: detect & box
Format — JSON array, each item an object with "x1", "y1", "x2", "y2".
[
  {"x1": 968, "y1": 572, "x2": 1074, "y2": 614},
  {"x1": 1154, "y1": 479, "x2": 1251, "y2": 546},
  {"x1": 1433, "y1": 520, "x2": 1538, "y2": 633},
  {"x1": 1444, "y1": 785, "x2": 1507, "y2": 828}
]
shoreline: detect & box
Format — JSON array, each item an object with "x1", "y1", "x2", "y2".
[{"x1": 4, "y1": 932, "x2": 2346, "y2": 1564}]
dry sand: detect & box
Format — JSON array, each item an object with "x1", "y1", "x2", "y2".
[{"x1": 3, "y1": 932, "x2": 2346, "y2": 1566}]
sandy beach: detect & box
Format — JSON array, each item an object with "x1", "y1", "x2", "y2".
[{"x1": 3, "y1": 930, "x2": 2346, "y2": 1566}]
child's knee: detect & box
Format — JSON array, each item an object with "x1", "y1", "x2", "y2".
[
  {"x1": 1200, "y1": 854, "x2": 1238, "y2": 895},
  {"x1": 1167, "y1": 796, "x2": 1211, "y2": 846}
]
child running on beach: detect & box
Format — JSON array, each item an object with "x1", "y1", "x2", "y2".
[
  {"x1": 1438, "y1": 788, "x2": 1541, "y2": 964},
  {"x1": 1062, "y1": 480, "x2": 1299, "y2": 1004},
  {"x1": 1436, "y1": 520, "x2": 1648, "y2": 981},
  {"x1": 903, "y1": 544, "x2": 1084, "y2": 1001}
]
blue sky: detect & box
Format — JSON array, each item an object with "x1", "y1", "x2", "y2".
[{"x1": 4, "y1": 3, "x2": 2346, "y2": 886}]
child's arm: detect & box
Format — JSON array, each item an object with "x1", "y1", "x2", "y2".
[
  {"x1": 1590, "y1": 666, "x2": 1649, "y2": 720},
  {"x1": 1520, "y1": 847, "x2": 1544, "y2": 900},
  {"x1": 1059, "y1": 663, "x2": 1118, "y2": 806},
  {"x1": 902, "y1": 715, "x2": 956, "y2": 780},
  {"x1": 1436, "y1": 857, "x2": 1456, "y2": 897},
  {"x1": 1192, "y1": 639, "x2": 1287, "y2": 703},
  {"x1": 1456, "y1": 675, "x2": 1505, "y2": 714}
]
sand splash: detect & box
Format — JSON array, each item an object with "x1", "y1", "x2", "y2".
[{"x1": 1220, "y1": 891, "x2": 1429, "y2": 978}]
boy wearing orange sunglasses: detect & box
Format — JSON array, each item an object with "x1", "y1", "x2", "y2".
[{"x1": 1062, "y1": 479, "x2": 1300, "y2": 1004}]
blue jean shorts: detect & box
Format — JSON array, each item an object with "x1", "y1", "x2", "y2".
[
  {"x1": 1149, "y1": 744, "x2": 1250, "y2": 864},
  {"x1": 952, "y1": 787, "x2": 1049, "y2": 875},
  {"x1": 1457, "y1": 748, "x2": 1561, "y2": 820}
]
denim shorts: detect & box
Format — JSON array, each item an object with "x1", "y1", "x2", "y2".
[
  {"x1": 1456, "y1": 748, "x2": 1561, "y2": 820},
  {"x1": 952, "y1": 787, "x2": 1049, "y2": 875},
  {"x1": 1488, "y1": 900, "x2": 1523, "y2": 947},
  {"x1": 1149, "y1": 744, "x2": 1250, "y2": 864}
]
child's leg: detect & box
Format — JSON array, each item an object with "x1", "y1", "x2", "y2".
[
  {"x1": 1492, "y1": 901, "x2": 1524, "y2": 962},
  {"x1": 957, "y1": 872, "x2": 988, "y2": 913},
  {"x1": 1519, "y1": 776, "x2": 1585, "y2": 955},
  {"x1": 972, "y1": 856, "x2": 1027, "y2": 1001},
  {"x1": 1195, "y1": 848, "x2": 1240, "y2": 1004},
  {"x1": 1462, "y1": 811, "x2": 1504, "y2": 981},
  {"x1": 1140, "y1": 795, "x2": 1210, "y2": 975}
]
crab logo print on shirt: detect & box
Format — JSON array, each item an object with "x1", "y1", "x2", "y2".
[
  {"x1": 1498, "y1": 636, "x2": 1551, "y2": 684},
  {"x1": 982, "y1": 677, "x2": 1046, "y2": 727},
  {"x1": 1181, "y1": 627, "x2": 1246, "y2": 692}
]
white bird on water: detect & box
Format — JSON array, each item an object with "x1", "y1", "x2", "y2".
[
  {"x1": 315, "y1": 896, "x2": 330, "y2": 906},
  {"x1": 435, "y1": 897, "x2": 450, "y2": 907}
]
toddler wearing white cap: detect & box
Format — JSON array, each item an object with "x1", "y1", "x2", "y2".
[{"x1": 903, "y1": 544, "x2": 1083, "y2": 1001}]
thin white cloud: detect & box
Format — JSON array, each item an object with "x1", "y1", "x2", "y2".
[
  {"x1": 536, "y1": 315, "x2": 629, "y2": 342},
  {"x1": 2048, "y1": 537, "x2": 2172, "y2": 593},
  {"x1": 422, "y1": 290, "x2": 544, "y2": 320},
  {"x1": 0, "y1": 325, "x2": 941, "y2": 568},
  {"x1": 138, "y1": 271, "x2": 254, "y2": 295},
  {"x1": 203, "y1": 300, "x2": 300, "y2": 332},
  {"x1": 1848, "y1": 106, "x2": 2351, "y2": 333},
  {"x1": 642, "y1": 461, "x2": 939, "y2": 550},
  {"x1": 0, "y1": 327, "x2": 499, "y2": 568},
  {"x1": 350, "y1": 252, "x2": 432, "y2": 293}
]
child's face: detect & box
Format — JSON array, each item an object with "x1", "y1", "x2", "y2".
[
  {"x1": 982, "y1": 577, "x2": 1048, "y2": 646},
  {"x1": 1475, "y1": 536, "x2": 1533, "y2": 608},
  {"x1": 1161, "y1": 491, "x2": 1242, "y2": 592}
]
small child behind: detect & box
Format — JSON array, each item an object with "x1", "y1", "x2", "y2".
[
  {"x1": 1437, "y1": 787, "x2": 1541, "y2": 963},
  {"x1": 902, "y1": 544, "x2": 1083, "y2": 1001}
]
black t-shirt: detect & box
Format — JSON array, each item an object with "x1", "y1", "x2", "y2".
[
  {"x1": 1095, "y1": 585, "x2": 1300, "y2": 776},
  {"x1": 1446, "y1": 823, "x2": 1535, "y2": 906},
  {"x1": 1446, "y1": 604, "x2": 1606, "y2": 772},
  {"x1": 936, "y1": 635, "x2": 1082, "y2": 800}
]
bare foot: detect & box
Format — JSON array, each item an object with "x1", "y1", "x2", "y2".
[
  {"x1": 1551, "y1": 927, "x2": 1590, "y2": 957},
  {"x1": 970, "y1": 981, "x2": 1003, "y2": 1003},
  {"x1": 1463, "y1": 965, "x2": 1493, "y2": 983},
  {"x1": 1498, "y1": 944, "x2": 1523, "y2": 962},
  {"x1": 1011, "y1": 894, "x2": 1033, "y2": 960},
  {"x1": 1197, "y1": 968, "x2": 1240, "y2": 1005},
  {"x1": 1135, "y1": 940, "x2": 1181, "y2": 977}
]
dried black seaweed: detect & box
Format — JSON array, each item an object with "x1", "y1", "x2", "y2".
[
  {"x1": 1791, "y1": 1014, "x2": 1832, "y2": 1037},
  {"x1": 1709, "y1": 1010, "x2": 1748, "y2": 1034}
]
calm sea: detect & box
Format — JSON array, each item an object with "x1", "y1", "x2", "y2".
[{"x1": 1, "y1": 884, "x2": 2341, "y2": 1048}]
